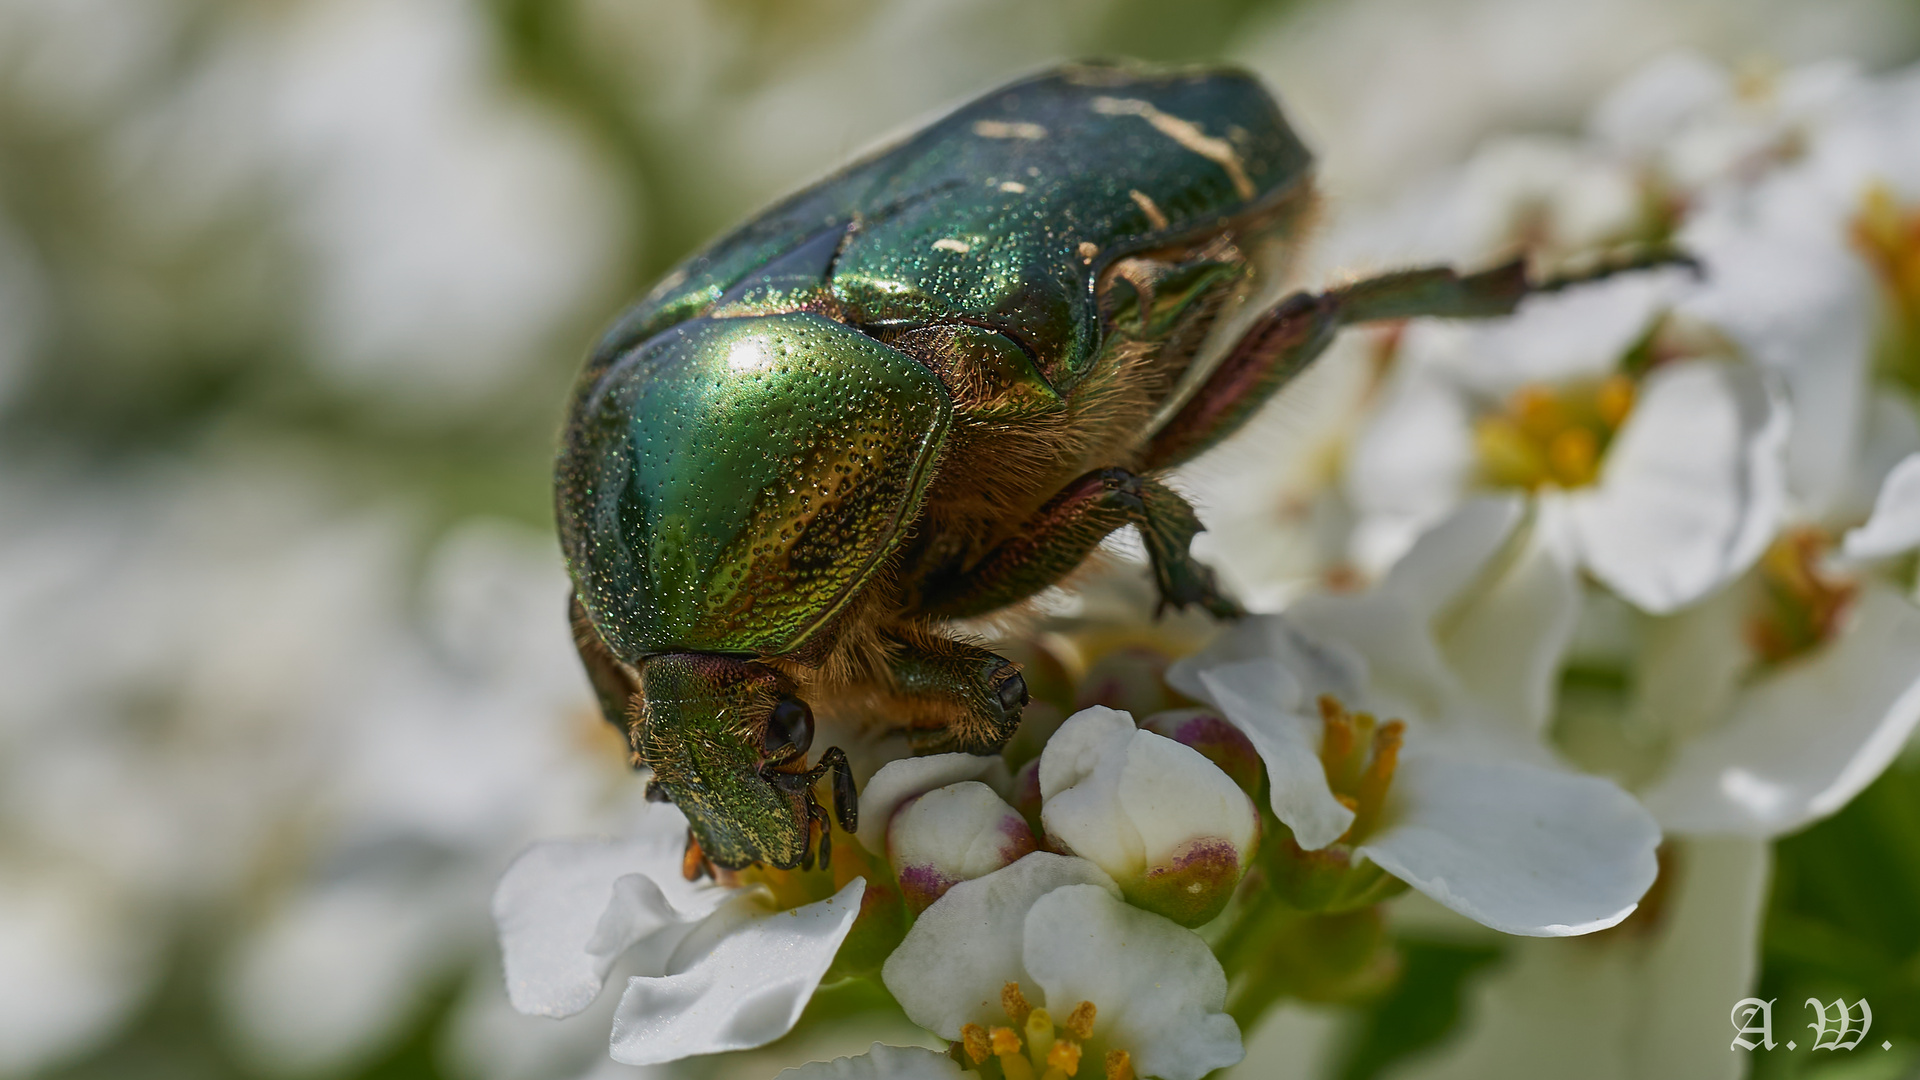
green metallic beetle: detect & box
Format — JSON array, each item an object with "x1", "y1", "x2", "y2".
[{"x1": 558, "y1": 61, "x2": 1668, "y2": 872}]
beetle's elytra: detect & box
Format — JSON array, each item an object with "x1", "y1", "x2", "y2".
[{"x1": 557, "y1": 61, "x2": 1637, "y2": 872}]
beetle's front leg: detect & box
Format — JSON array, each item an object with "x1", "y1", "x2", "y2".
[
  {"x1": 920, "y1": 468, "x2": 1241, "y2": 619},
  {"x1": 1144, "y1": 249, "x2": 1698, "y2": 469},
  {"x1": 873, "y1": 627, "x2": 1030, "y2": 755}
]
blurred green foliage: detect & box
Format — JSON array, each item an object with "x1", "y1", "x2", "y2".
[{"x1": 1753, "y1": 755, "x2": 1920, "y2": 1079}]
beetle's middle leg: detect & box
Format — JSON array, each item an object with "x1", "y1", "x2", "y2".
[
  {"x1": 918, "y1": 467, "x2": 1241, "y2": 620},
  {"x1": 1144, "y1": 250, "x2": 1698, "y2": 469}
]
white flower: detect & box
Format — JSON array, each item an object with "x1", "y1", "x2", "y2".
[
  {"x1": 1170, "y1": 498, "x2": 1662, "y2": 937},
  {"x1": 1038, "y1": 707, "x2": 1258, "y2": 926},
  {"x1": 492, "y1": 804, "x2": 865, "y2": 1066},
  {"x1": 1595, "y1": 544, "x2": 1920, "y2": 839},
  {"x1": 1347, "y1": 273, "x2": 1788, "y2": 614},
  {"x1": 882, "y1": 852, "x2": 1242, "y2": 1080},
  {"x1": 775, "y1": 1042, "x2": 964, "y2": 1079}
]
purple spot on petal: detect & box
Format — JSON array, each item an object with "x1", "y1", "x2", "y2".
[
  {"x1": 1132, "y1": 835, "x2": 1247, "y2": 927},
  {"x1": 897, "y1": 864, "x2": 958, "y2": 915},
  {"x1": 1142, "y1": 708, "x2": 1263, "y2": 796}
]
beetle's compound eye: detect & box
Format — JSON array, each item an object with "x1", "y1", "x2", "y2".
[
  {"x1": 644, "y1": 779, "x2": 670, "y2": 803},
  {"x1": 763, "y1": 697, "x2": 815, "y2": 761}
]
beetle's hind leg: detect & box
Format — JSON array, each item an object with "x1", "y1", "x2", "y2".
[
  {"x1": 918, "y1": 467, "x2": 1242, "y2": 620},
  {"x1": 1143, "y1": 247, "x2": 1700, "y2": 470}
]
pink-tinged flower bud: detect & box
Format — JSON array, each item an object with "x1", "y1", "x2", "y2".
[
  {"x1": 888, "y1": 782, "x2": 1038, "y2": 914},
  {"x1": 1074, "y1": 645, "x2": 1182, "y2": 716},
  {"x1": 1140, "y1": 707, "x2": 1264, "y2": 798},
  {"x1": 1038, "y1": 707, "x2": 1258, "y2": 927}
]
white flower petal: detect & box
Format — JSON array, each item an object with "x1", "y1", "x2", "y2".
[
  {"x1": 1345, "y1": 367, "x2": 1477, "y2": 572},
  {"x1": 608, "y1": 879, "x2": 864, "y2": 1066},
  {"x1": 1569, "y1": 359, "x2": 1786, "y2": 613},
  {"x1": 1195, "y1": 660, "x2": 1356, "y2": 850},
  {"x1": 881, "y1": 852, "x2": 1116, "y2": 1040},
  {"x1": 1377, "y1": 496, "x2": 1525, "y2": 619},
  {"x1": 774, "y1": 1042, "x2": 963, "y2": 1079},
  {"x1": 1434, "y1": 513, "x2": 1581, "y2": 738},
  {"x1": 1844, "y1": 452, "x2": 1920, "y2": 559},
  {"x1": 1386, "y1": 837, "x2": 1768, "y2": 1080},
  {"x1": 856, "y1": 753, "x2": 996, "y2": 853},
  {"x1": 1678, "y1": 210, "x2": 1874, "y2": 517},
  {"x1": 1037, "y1": 708, "x2": 1146, "y2": 874},
  {"x1": 492, "y1": 818, "x2": 726, "y2": 1018},
  {"x1": 1640, "y1": 586, "x2": 1920, "y2": 836},
  {"x1": 1022, "y1": 885, "x2": 1243, "y2": 1080},
  {"x1": 1167, "y1": 614, "x2": 1368, "y2": 708},
  {"x1": 1356, "y1": 755, "x2": 1660, "y2": 936}
]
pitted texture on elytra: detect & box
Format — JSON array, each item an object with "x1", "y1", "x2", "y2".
[
  {"x1": 580, "y1": 63, "x2": 1311, "y2": 396},
  {"x1": 558, "y1": 312, "x2": 951, "y2": 658}
]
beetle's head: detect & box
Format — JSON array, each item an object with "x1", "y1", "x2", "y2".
[{"x1": 635, "y1": 652, "x2": 852, "y2": 871}]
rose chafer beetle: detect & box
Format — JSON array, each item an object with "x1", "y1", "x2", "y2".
[{"x1": 558, "y1": 61, "x2": 1677, "y2": 872}]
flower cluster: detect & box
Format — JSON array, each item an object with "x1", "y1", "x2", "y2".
[{"x1": 498, "y1": 52, "x2": 1920, "y2": 1080}]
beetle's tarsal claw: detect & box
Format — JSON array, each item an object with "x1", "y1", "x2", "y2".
[
  {"x1": 994, "y1": 666, "x2": 1030, "y2": 714},
  {"x1": 682, "y1": 829, "x2": 713, "y2": 882}
]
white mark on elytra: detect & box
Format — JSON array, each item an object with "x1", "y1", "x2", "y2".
[
  {"x1": 999, "y1": 181, "x2": 1027, "y2": 193},
  {"x1": 932, "y1": 238, "x2": 971, "y2": 253},
  {"x1": 973, "y1": 119, "x2": 1047, "y2": 140},
  {"x1": 1093, "y1": 96, "x2": 1256, "y2": 200},
  {"x1": 1078, "y1": 241, "x2": 1099, "y2": 262},
  {"x1": 1129, "y1": 189, "x2": 1170, "y2": 231}
]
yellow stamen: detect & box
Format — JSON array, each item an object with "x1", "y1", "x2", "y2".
[
  {"x1": 1001, "y1": 981, "x2": 1032, "y2": 1026},
  {"x1": 1511, "y1": 384, "x2": 1565, "y2": 441},
  {"x1": 1475, "y1": 416, "x2": 1551, "y2": 489},
  {"x1": 1317, "y1": 695, "x2": 1356, "y2": 780},
  {"x1": 1596, "y1": 374, "x2": 1636, "y2": 429},
  {"x1": 1001, "y1": 1053, "x2": 1038, "y2": 1080},
  {"x1": 1025, "y1": 1007, "x2": 1056, "y2": 1066},
  {"x1": 1476, "y1": 378, "x2": 1636, "y2": 491},
  {"x1": 1047, "y1": 1039, "x2": 1083, "y2": 1076},
  {"x1": 1319, "y1": 698, "x2": 1407, "y2": 845},
  {"x1": 962, "y1": 1024, "x2": 991, "y2": 1065},
  {"x1": 1106, "y1": 1048, "x2": 1135, "y2": 1080},
  {"x1": 1065, "y1": 1001, "x2": 1097, "y2": 1041},
  {"x1": 1041, "y1": 1069, "x2": 1069, "y2": 1080},
  {"x1": 991, "y1": 1026, "x2": 1023, "y2": 1057},
  {"x1": 1547, "y1": 426, "x2": 1599, "y2": 487},
  {"x1": 1850, "y1": 181, "x2": 1920, "y2": 394},
  {"x1": 1348, "y1": 720, "x2": 1404, "y2": 841},
  {"x1": 1746, "y1": 528, "x2": 1856, "y2": 665}
]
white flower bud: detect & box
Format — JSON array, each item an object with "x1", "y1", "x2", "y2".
[
  {"x1": 1038, "y1": 706, "x2": 1258, "y2": 926},
  {"x1": 887, "y1": 781, "x2": 1037, "y2": 913}
]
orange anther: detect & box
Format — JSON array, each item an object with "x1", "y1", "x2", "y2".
[
  {"x1": 1065, "y1": 1001, "x2": 1096, "y2": 1041},
  {"x1": 1002, "y1": 981, "x2": 1032, "y2": 1025},
  {"x1": 962, "y1": 1024, "x2": 991, "y2": 1065}
]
